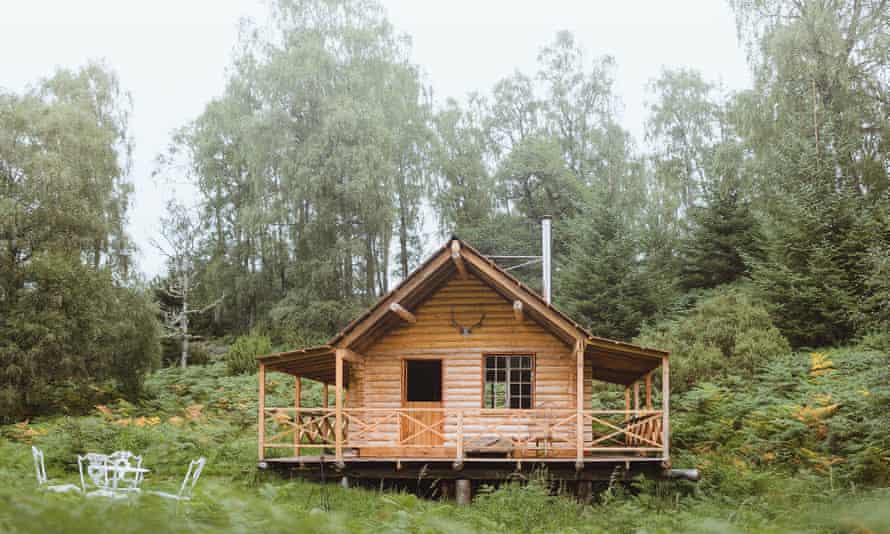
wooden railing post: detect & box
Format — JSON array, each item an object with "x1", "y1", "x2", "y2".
[
  {"x1": 575, "y1": 339, "x2": 584, "y2": 470},
  {"x1": 293, "y1": 375, "x2": 301, "y2": 457},
  {"x1": 633, "y1": 381, "x2": 640, "y2": 412},
  {"x1": 624, "y1": 387, "x2": 631, "y2": 420},
  {"x1": 335, "y1": 349, "x2": 344, "y2": 465},
  {"x1": 662, "y1": 356, "x2": 670, "y2": 461},
  {"x1": 455, "y1": 411, "x2": 464, "y2": 470},
  {"x1": 258, "y1": 363, "x2": 266, "y2": 461},
  {"x1": 645, "y1": 372, "x2": 652, "y2": 410}
]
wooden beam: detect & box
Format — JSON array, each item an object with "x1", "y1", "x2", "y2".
[
  {"x1": 294, "y1": 376, "x2": 301, "y2": 456},
  {"x1": 258, "y1": 363, "x2": 266, "y2": 461},
  {"x1": 513, "y1": 300, "x2": 524, "y2": 322},
  {"x1": 451, "y1": 240, "x2": 468, "y2": 280},
  {"x1": 341, "y1": 348, "x2": 364, "y2": 363},
  {"x1": 645, "y1": 372, "x2": 652, "y2": 410},
  {"x1": 389, "y1": 302, "x2": 416, "y2": 324},
  {"x1": 633, "y1": 381, "x2": 640, "y2": 412},
  {"x1": 335, "y1": 349, "x2": 344, "y2": 465},
  {"x1": 575, "y1": 339, "x2": 584, "y2": 470},
  {"x1": 662, "y1": 356, "x2": 670, "y2": 462}
]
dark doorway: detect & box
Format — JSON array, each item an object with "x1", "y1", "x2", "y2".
[{"x1": 404, "y1": 360, "x2": 442, "y2": 402}]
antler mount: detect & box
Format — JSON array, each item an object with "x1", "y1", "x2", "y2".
[{"x1": 450, "y1": 306, "x2": 486, "y2": 336}]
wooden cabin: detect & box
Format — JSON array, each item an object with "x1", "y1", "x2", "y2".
[{"x1": 257, "y1": 238, "x2": 671, "y2": 492}]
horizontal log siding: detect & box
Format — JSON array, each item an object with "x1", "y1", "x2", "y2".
[{"x1": 348, "y1": 275, "x2": 589, "y2": 449}]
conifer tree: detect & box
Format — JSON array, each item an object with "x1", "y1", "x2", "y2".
[
  {"x1": 557, "y1": 207, "x2": 659, "y2": 341},
  {"x1": 679, "y1": 177, "x2": 760, "y2": 290}
]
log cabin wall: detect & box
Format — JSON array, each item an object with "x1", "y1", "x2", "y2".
[{"x1": 348, "y1": 274, "x2": 594, "y2": 451}]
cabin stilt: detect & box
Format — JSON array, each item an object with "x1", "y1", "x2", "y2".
[{"x1": 455, "y1": 479, "x2": 472, "y2": 505}]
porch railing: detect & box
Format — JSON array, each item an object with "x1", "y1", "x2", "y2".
[{"x1": 261, "y1": 407, "x2": 665, "y2": 460}]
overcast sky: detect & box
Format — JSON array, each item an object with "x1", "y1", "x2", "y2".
[{"x1": 1, "y1": 0, "x2": 752, "y2": 279}]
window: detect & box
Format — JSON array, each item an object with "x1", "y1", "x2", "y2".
[
  {"x1": 484, "y1": 355, "x2": 533, "y2": 409},
  {"x1": 405, "y1": 360, "x2": 442, "y2": 402}
]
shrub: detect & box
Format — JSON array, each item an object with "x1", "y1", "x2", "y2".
[
  {"x1": 635, "y1": 288, "x2": 791, "y2": 391},
  {"x1": 161, "y1": 340, "x2": 211, "y2": 367},
  {"x1": 0, "y1": 255, "x2": 161, "y2": 422},
  {"x1": 226, "y1": 334, "x2": 272, "y2": 376},
  {"x1": 188, "y1": 343, "x2": 212, "y2": 366},
  {"x1": 859, "y1": 331, "x2": 890, "y2": 353}
]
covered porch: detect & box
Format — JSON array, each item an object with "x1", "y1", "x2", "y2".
[{"x1": 256, "y1": 339, "x2": 670, "y2": 470}]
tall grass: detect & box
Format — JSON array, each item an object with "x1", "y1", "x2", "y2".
[{"x1": 3, "y1": 347, "x2": 890, "y2": 533}]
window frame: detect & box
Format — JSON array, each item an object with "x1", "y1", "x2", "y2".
[{"x1": 481, "y1": 353, "x2": 536, "y2": 410}]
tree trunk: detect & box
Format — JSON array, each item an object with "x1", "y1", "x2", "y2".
[{"x1": 180, "y1": 269, "x2": 189, "y2": 368}]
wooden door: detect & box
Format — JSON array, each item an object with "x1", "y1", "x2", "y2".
[{"x1": 401, "y1": 360, "x2": 444, "y2": 447}]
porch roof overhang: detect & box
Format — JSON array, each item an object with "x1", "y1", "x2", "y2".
[
  {"x1": 585, "y1": 339, "x2": 665, "y2": 386},
  {"x1": 257, "y1": 345, "x2": 336, "y2": 383},
  {"x1": 256, "y1": 341, "x2": 665, "y2": 387}
]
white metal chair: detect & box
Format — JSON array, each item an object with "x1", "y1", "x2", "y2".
[
  {"x1": 78, "y1": 452, "x2": 124, "y2": 498},
  {"x1": 32, "y1": 446, "x2": 81, "y2": 493},
  {"x1": 108, "y1": 450, "x2": 145, "y2": 492},
  {"x1": 149, "y1": 457, "x2": 206, "y2": 501}
]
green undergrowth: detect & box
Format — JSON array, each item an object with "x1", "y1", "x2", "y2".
[{"x1": 2, "y1": 346, "x2": 889, "y2": 532}]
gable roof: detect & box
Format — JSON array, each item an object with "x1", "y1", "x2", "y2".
[{"x1": 258, "y1": 237, "x2": 667, "y2": 385}]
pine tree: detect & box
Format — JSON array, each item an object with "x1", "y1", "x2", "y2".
[
  {"x1": 557, "y1": 208, "x2": 659, "y2": 341},
  {"x1": 679, "y1": 178, "x2": 760, "y2": 290}
]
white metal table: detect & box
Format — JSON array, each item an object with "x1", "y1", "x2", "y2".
[{"x1": 80, "y1": 454, "x2": 150, "y2": 498}]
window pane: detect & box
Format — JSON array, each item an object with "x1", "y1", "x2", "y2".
[{"x1": 485, "y1": 355, "x2": 533, "y2": 410}]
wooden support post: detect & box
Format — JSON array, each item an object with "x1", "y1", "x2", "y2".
[
  {"x1": 293, "y1": 375, "x2": 301, "y2": 457},
  {"x1": 389, "y1": 302, "x2": 416, "y2": 324},
  {"x1": 575, "y1": 339, "x2": 584, "y2": 470},
  {"x1": 577, "y1": 480, "x2": 593, "y2": 503},
  {"x1": 662, "y1": 355, "x2": 670, "y2": 462},
  {"x1": 513, "y1": 300, "x2": 524, "y2": 322},
  {"x1": 323, "y1": 383, "x2": 329, "y2": 408},
  {"x1": 439, "y1": 480, "x2": 454, "y2": 501},
  {"x1": 645, "y1": 372, "x2": 652, "y2": 410},
  {"x1": 633, "y1": 381, "x2": 640, "y2": 412},
  {"x1": 451, "y1": 241, "x2": 468, "y2": 279},
  {"x1": 455, "y1": 479, "x2": 472, "y2": 505},
  {"x1": 258, "y1": 363, "x2": 266, "y2": 461},
  {"x1": 335, "y1": 349, "x2": 344, "y2": 465}
]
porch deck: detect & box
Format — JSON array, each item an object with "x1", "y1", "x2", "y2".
[{"x1": 259, "y1": 406, "x2": 667, "y2": 469}]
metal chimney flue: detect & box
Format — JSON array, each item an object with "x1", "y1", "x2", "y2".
[{"x1": 541, "y1": 216, "x2": 552, "y2": 304}]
